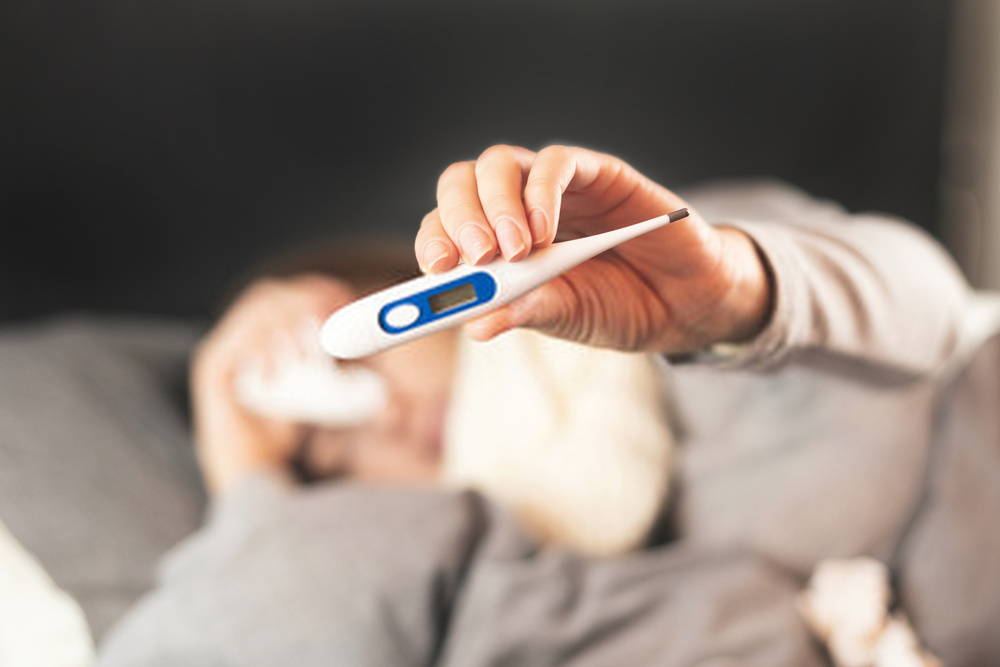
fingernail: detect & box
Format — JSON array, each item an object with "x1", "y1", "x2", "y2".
[
  {"x1": 458, "y1": 224, "x2": 493, "y2": 264},
  {"x1": 495, "y1": 218, "x2": 526, "y2": 260},
  {"x1": 422, "y1": 240, "x2": 450, "y2": 272},
  {"x1": 528, "y1": 209, "x2": 548, "y2": 245}
]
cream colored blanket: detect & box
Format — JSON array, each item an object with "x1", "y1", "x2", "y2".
[{"x1": 443, "y1": 329, "x2": 674, "y2": 556}]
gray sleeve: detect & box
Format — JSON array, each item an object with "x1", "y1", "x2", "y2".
[{"x1": 681, "y1": 181, "x2": 969, "y2": 377}]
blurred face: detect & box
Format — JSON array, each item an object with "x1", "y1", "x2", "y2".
[{"x1": 302, "y1": 328, "x2": 459, "y2": 483}]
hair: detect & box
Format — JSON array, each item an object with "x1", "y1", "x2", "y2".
[{"x1": 216, "y1": 236, "x2": 421, "y2": 317}]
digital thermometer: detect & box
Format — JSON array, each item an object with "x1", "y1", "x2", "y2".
[{"x1": 320, "y1": 208, "x2": 689, "y2": 359}]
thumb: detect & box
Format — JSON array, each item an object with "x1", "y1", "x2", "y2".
[{"x1": 464, "y1": 279, "x2": 576, "y2": 342}]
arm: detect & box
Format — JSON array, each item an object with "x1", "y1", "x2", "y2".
[
  {"x1": 191, "y1": 274, "x2": 354, "y2": 492},
  {"x1": 413, "y1": 146, "x2": 968, "y2": 378},
  {"x1": 684, "y1": 181, "x2": 969, "y2": 376}
]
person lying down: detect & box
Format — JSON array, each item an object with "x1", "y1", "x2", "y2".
[
  {"x1": 99, "y1": 145, "x2": 971, "y2": 666},
  {"x1": 199, "y1": 251, "x2": 674, "y2": 557}
]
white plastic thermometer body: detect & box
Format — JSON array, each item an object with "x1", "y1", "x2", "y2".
[{"x1": 321, "y1": 208, "x2": 688, "y2": 359}]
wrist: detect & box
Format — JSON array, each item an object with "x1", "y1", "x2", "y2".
[
  {"x1": 196, "y1": 420, "x2": 300, "y2": 494},
  {"x1": 705, "y1": 226, "x2": 774, "y2": 345},
  {"x1": 192, "y1": 375, "x2": 303, "y2": 494}
]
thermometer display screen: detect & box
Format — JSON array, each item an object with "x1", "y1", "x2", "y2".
[{"x1": 428, "y1": 282, "x2": 477, "y2": 314}]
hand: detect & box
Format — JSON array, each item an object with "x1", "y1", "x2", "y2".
[
  {"x1": 413, "y1": 145, "x2": 772, "y2": 353},
  {"x1": 191, "y1": 275, "x2": 355, "y2": 493}
]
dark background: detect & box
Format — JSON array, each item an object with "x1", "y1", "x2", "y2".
[{"x1": 1, "y1": 0, "x2": 951, "y2": 323}]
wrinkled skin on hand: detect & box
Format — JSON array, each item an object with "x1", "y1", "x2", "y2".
[{"x1": 413, "y1": 144, "x2": 772, "y2": 353}]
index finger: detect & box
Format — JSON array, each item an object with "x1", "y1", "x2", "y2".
[{"x1": 521, "y1": 146, "x2": 607, "y2": 247}]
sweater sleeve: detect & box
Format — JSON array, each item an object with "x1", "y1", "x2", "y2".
[{"x1": 679, "y1": 181, "x2": 969, "y2": 378}]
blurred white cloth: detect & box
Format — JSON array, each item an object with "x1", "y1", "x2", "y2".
[
  {"x1": 0, "y1": 518, "x2": 94, "y2": 667},
  {"x1": 444, "y1": 329, "x2": 674, "y2": 556},
  {"x1": 800, "y1": 557, "x2": 940, "y2": 667}
]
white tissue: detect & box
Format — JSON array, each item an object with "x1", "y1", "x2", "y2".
[
  {"x1": 236, "y1": 322, "x2": 386, "y2": 427},
  {"x1": 799, "y1": 557, "x2": 940, "y2": 667}
]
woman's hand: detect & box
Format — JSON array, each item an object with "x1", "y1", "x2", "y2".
[
  {"x1": 191, "y1": 275, "x2": 355, "y2": 493},
  {"x1": 413, "y1": 145, "x2": 772, "y2": 353}
]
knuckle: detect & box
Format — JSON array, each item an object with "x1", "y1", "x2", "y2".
[
  {"x1": 442, "y1": 202, "x2": 486, "y2": 224},
  {"x1": 438, "y1": 160, "x2": 474, "y2": 186},
  {"x1": 524, "y1": 176, "x2": 557, "y2": 197},
  {"x1": 480, "y1": 192, "x2": 518, "y2": 213},
  {"x1": 418, "y1": 210, "x2": 439, "y2": 229},
  {"x1": 477, "y1": 144, "x2": 514, "y2": 163},
  {"x1": 414, "y1": 224, "x2": 441, "y2": 249},
  {"x1": 537, "y1": 144, "x2": 571, "y2": 161}
]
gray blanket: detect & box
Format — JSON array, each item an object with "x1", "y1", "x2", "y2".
[
  {"x1": 100, "y1": 475, "x2": 821, "y2": 667},
  {"x1": 2, "y1": 318, "x2": 999, "y2": 666}
]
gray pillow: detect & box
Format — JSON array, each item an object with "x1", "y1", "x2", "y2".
[{"x1": 0, "y1": 317, "x2": 204, "y2": 639}]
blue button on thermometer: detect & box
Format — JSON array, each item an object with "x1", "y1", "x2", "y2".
[{"x1": 321, "y1": 208, "x2": 689, "y2": 358}]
